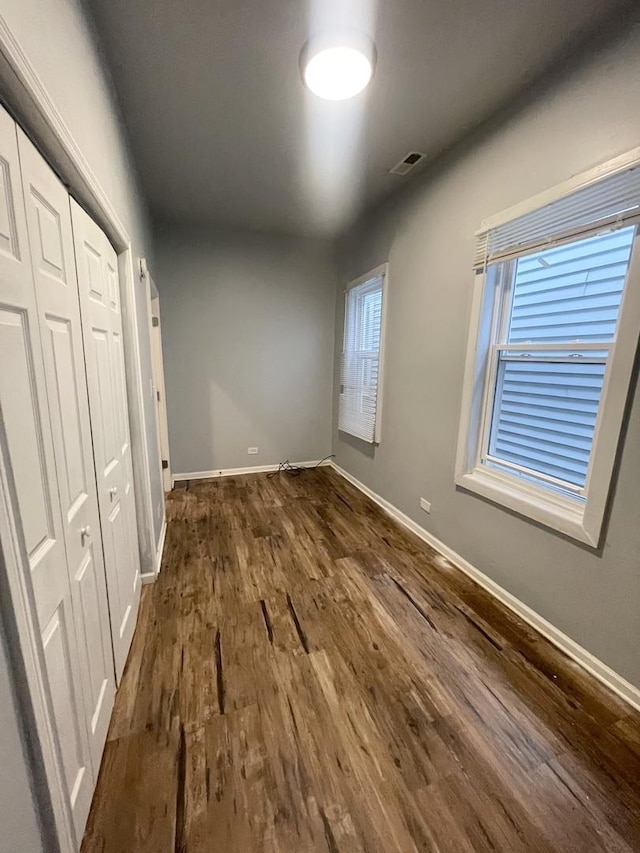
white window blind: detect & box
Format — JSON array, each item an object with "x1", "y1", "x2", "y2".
[
  {"x1": 339, "y1": 270, "x2": 386, "y2": 443},
  {"x1": 474, "y1": 163, "x2": 640, "y2": 270}
]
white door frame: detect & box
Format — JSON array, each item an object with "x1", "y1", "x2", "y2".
[
  {"x1": 0, "y1": 13, "x2": 158, "y2": 851},
  {"x1": 149, "y1": 286, "x2": 172, "y2": 493}
]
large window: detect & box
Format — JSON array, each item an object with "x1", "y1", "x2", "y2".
[
  {"x1": 339, "y1": 264, "x2": 388, "y2": 443},
  {"x1": 456, "y1": 152, "x2": 640, "y2": 545}
]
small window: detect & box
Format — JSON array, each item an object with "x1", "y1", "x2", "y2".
[
  {"x1": 457, "y1": 153, "x2": 640, "y2": 545},
  {"x1": 339, "y1": 264, "x2": 388, "y2": 443}
]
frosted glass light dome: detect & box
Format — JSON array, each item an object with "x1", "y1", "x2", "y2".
[{"x1": 301, "y1": 36, "x2": 376, "y2": 101}]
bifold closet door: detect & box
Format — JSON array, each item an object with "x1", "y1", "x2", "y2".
[
  {"x1": 0, "y1": 107, "x2": 94, "y2": 841},
  {"x1": 71, "y1": 200, "x2": 141, "y2": 679},
  {"x1": 18, "y1": 128, "x2": 116, "y2": 774}
]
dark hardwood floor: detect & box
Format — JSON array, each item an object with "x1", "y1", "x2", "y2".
[{"x1": 82, "y1": 467, "x2": 640, "y2": 852}]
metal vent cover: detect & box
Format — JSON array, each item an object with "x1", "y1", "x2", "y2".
[{"x1": 389, "y1": 151, "x2": 425, "y2": 176}]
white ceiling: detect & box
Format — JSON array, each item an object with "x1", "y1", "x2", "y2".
[{"x1": 87, "y1": 0, "x2": 630, "y2": 236}]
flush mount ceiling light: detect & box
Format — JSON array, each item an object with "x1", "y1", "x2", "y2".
[{"x1": 301, "y1": 35, "x2": 376, "y2": 101}]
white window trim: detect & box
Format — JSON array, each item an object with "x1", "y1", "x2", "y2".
[
  {"x1": 341, "y1": 262, "x2": 389, "y2": 445},
  {"x1": 456, "y1": 153, "x2": 640, "y2": 546}
]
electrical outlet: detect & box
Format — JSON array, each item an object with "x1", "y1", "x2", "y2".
[
  {"x1": 419, "y1": 497, "x2": 431, "y2": 513},
  {"x1": 248, "y1": 447, "x2": 259, "y2": 455}
]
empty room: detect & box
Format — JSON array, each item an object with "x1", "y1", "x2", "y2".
[{"x1": 1, "y1": 0, "x2": 640, "y2": 851}]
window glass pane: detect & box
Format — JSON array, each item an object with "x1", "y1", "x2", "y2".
[
  {"x1": 507, "y1": 226, "x2": 635, "y2": 344},
  {"x1": 488, "y1": 357, "x2": 606, "y2": 489}
]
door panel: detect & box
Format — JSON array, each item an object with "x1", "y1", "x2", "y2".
[
  {"x1": 0, "y1": 306, "x2": 62, "y2": 625},
  {"x1": 0, "y1": 308, "x2": 53, "y2": 554},
  {"x1": 18, "y1": 129, "x2": 116, "y2": 783},
  {"x1": 108, "y1": 500, "x2": 130, "y2": 637},
  {"x1": 71, "y1": 199, "x2": 141, "y2": 679},
  {"x1": 31, "y1": 190, "x2": 66, "y2": 277},
  {"x1": 44, "y1": 316, "x2": 86, "y2": 511},
  {"x1": 112, "y1": 330, "x2": 128, "y2": 452},
  {"x1": 91, "y1": 325, "x2": 118, "y2": 472},
  {"x1": 0, "y1": 155, "x2": 20, "y2": 255},
  {"x1": 106, "y1": 251, "x2": 119, "y2": 311},
  {"x1": 74, "y1": 543, "x2": 111, "y2": 746},
  {"x1": 41, "y1": 603, "x2": 92, "y2": 826},
  {"x1": 85, "y1": 243, "x2": 105, "y2": 304},
  {"x1": 0, "y1": 106, "x2": 91, "y2": 845}
]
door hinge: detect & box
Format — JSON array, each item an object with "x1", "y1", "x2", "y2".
[
  {"x1": 152, "y1": 316, "x2": 159, "y2": 327},
  {"x1": 162, "y1": 460, "x2": 169, "y2": 470},
  {"x1": 157, "y1": 390, "x2": 161, "y2": 402}
]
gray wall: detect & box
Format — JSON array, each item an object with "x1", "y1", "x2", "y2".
[
  {"x1": 156, "y1": 226, "x2": 336, "y2": 474},
  {"x1": 0, "y1": 0, "x2": 164, "y2": 559},
  {"x1": 333, "y1": 21, "x2": 640, "y2": 689}
]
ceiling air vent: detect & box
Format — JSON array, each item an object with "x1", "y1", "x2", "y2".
[{"x1": 389, "y1": 151, "x2": 425, "y2": 176}]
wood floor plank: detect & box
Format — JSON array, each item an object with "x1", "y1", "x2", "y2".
[
  {"x1": 82, "y1": 467, "x2": 640, "y2": 852},
  {"x1": 83, "y1": 717, "x2": 182, "y2": 852}
]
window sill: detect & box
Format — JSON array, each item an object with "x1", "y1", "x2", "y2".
[{"x1": 455, "y1": 466, "x2": 600, "y2": 546}]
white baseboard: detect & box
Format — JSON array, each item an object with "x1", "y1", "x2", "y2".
[
  {"x1": 172, "y1": 459, "x2": 332, "y2": 485},
  {"x1": 140, "y1": 516, "x2": 167, "y2": 585},
  {"x1": 329, "y1": 461, "x2": 640, "y2": 712}
]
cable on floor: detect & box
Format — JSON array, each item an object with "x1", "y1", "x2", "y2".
[{"x1": 266, "y1": 454, "x2": 335, "y2": 478}]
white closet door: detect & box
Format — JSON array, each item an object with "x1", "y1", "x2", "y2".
[
  {"x1": 18, "y1": 129, "x2": 116, "y2": 774},
  {"x1": 0, "y1": 108, "x2": 93, "y2": 842},
  {"x1": 70, "y1": 200, "x2": 141, "y2": 679}
]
